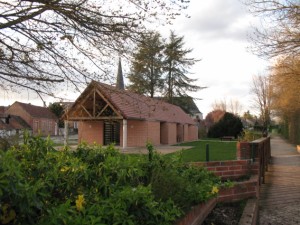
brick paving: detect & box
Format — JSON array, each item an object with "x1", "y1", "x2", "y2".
[{"x1": 259, "y1": 136, "x2": 300, "y2": 225}]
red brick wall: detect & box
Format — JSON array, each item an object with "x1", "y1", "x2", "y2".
[
  {"x1": 183, "y1": 124, "x2": 189, "y2": 142},
  {"x1": 127, "y1": 120, "x2": 148, "y2": 147},
  {"x1": 160, "y1": 122, "x2": 177, "y2": 145},
  {"x1": 6, "y1": 103, "x2": 57, "y2": 136},
  {"x1": 218, "y1": 176, "x2": 259, "y2": 202},
  {"x1": 78, "y1": 121, "x2": 103, "y2": 145},
  {"x1": 188, "y1": 125, "x2": 198, "y2": 141},
  {"x1": 6, "y1": 103, "x2": 32, "y2": 128},
  {"x1": 160, "y1": 122, "x2": 168, "y2": 144},
  {"x1": 176, "y1": 124, "x2": 184, "y2": 142},
  {"x1": 147, "y1": 121, "x2": 160, "y2": 146},
  {"x1": 192, "y1": 160, "x2": 259, "y2": 181},
  {"x1": 125, "y1": 120, "x2": 160, "y2": 147}
]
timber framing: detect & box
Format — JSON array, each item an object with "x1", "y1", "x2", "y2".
[{"x1": 64, "y1": 82, "x2": 123, "y2": 121}]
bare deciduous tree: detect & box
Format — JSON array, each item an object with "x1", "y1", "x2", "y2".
[
  {"x1": 211, "y1": 98, "x2": 243, "y2": 115},
  {"x1": 250, "y1": 74, "x2": 272, "y2": 130},
  {"x1": 0, "y1": 0, "x2": 189, "y2": 99},
  {"x1": 246, "y1": 0, "x2": 300, "y2": 58}
]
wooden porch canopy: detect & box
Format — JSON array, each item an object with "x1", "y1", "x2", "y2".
[{"x1": 63, "y1": 81, "x2": 123, "y2": 121}]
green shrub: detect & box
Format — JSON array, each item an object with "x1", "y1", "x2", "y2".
[{"x1": 0, "y1": 135, "x2": 221, "y2": 224}]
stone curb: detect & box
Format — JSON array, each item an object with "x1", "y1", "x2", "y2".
[{"x1": 239, "y1": 198, "x2": 258, "y2": 225}]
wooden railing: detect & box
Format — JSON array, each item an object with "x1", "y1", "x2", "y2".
[{"x1": 250, "y1": 136, "x2": 271, "y2": 184}]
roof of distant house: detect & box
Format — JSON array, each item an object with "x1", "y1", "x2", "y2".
[
  {"x1": 156, "y1": 96, "x2": 201, "y2": 115},
  {"x1": 8, "y1": 101, "x2": 57, "y2": 120},
  {"x1": 0, "y1": 106, "x2": 7, "y2": 114},
  {"x1": 0, "y1": 114, "x2": 31, "y2": 130},
  {"x1": 66, "y1": 81, "x2": 196, "y2": 125}
]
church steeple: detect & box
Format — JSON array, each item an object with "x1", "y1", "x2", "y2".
[{"x1": 116, "y1": 57, "x2": 125, "y2": 90}]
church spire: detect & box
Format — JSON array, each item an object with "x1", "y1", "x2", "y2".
[{"x1": 116, "y1": 57, "x2": 125, "y2": 90}]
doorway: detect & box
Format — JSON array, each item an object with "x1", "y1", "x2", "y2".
[{"x1": 103, "y1": 121, "x2": 120, "y2": 145}]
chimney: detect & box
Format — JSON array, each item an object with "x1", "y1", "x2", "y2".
[{"x1": 116, "y1": 57, "x2": 125, "y2": 90}]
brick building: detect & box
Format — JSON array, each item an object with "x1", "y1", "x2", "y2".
[
  {"x1": 64, "y1": 81, "x2": 198, "y2": 147},
  {"x1": 5, "y1": 102, "x2": 58, "y2": 136},
  {"x1": 0, "y1": 114, "x2": 31, "y2": 137}
]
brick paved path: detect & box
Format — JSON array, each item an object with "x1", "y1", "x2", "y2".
[{"x1": 259, "y1": 136, "x2": 300, "y2": 225}]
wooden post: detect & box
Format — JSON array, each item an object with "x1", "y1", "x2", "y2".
[
  {"x1": 64, "y1": 120, "x2": 68, "y2": 147},
  {"x1": 123, "y1": 119, "x2": 127, "y2": 149}
]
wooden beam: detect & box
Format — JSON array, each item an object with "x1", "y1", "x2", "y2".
[
  {"x1": 96, "y1": 104, "x2": 109, "y2": 117},
  {"x1": 81, "y1": 105, "x2": 92, "y2": 117},
  {"x1": 95, "y1": 89, "x2": 122, "y2": 118},
  {"x1": 67, "y1": 116, "x2": 123, "y2": 121},
  {"x1": 93, "y1": 88, "x2": 96, "y2": 117}
]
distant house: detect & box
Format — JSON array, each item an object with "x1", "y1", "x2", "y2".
[
  {"x1": 158, "y1": 96, "x2": 203, "y2": 120},
  {"x1": 64, "y1": 81, "x2": 198, "y2": 147},
  {"x1": 0, "y1": 113, "x2": 31, "y2": 137},
  {"x1": 5, "y1": 102, "x2": 58, "y2": 136}
]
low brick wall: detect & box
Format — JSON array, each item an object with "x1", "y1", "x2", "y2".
[
  {"x1": 192, "y1": 160, "x2": 259, "y2": 181},
  {"x1": 175, "y1": 198, "x2": 217, "y2": 225},
  {"x1": 218, "y1": 175, "x2": 259, "y2": 202}
]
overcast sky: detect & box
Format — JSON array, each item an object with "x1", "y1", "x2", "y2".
[
  {"x1": 0, "y1": 0, "x2": 269, "y2": 117},
  {"x1": 162, "y1": 0, "x2": 269, "y2": 117}
]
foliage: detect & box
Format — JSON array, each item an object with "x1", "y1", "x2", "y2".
[
  {"x1": 204, "y1": 110, "x2": 226, "y2": 130},
  {"x1": 163, "y1": 31, "x2": 203, "y2": 100},
  {"x1": 48, "y1": 102, "x2": 64, "y2": 128},
  {"x1": 0, "y1": 0, "x2": 189, "y2": 97},
  {"x1": 127, "y1": 31, "x2": 165, "y2": 97},
  {"x1": 128, "y1": 30, "x2": 203, "y2": 99},
  {"x1": 0, "y1": 134, "x2": 221, "y2": 224},
  {"x1": 239, "y1": 129, "x2": 262, "y2": 142},
  {"x1": 207, "y1": 112, "x2": 244, "y2": 138},
  {"x1": 169, "y1": 140, "x2": 237, "y2": 162},
  {"x1": 270, "y1": 56, "x2": 300, "y2": 143}
]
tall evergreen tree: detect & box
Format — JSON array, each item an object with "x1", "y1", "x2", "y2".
[
  {"x1": 127, "y1": 32, "x2": 164, "y2": 97},
  {"x1": 163, "y1": 31, "x2": 202, "y2": 102}
]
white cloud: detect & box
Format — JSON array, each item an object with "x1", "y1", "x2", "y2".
[{"x1": 0, "y1": 0, "x2": 269, "y2": 118}]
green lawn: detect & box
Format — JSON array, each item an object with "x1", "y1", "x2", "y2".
[{"x1": 167, "y1": 139, "x2": 237, "y2": 162}]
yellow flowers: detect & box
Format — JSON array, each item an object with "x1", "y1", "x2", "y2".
[
  {"x1": 211, "y1": 186, "x2": 219, "y2": 195},
  {"x1": 75, "y1": 194, "x2": 85, "y2": 211}
]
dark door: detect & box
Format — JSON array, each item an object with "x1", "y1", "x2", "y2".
[{"x1": 104, "y1": 121, "x2": 120, "y2": 145}]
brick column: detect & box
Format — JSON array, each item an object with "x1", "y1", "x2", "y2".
[{"x1": 237, "y1": 141, "x2": 251, "y2": 160}]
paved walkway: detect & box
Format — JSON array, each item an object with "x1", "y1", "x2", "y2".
[{"x1": 259, "y1": 135, "x2": 300, "y2": 225}]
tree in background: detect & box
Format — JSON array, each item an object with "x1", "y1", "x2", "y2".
[
  {"x1": 163, "y1": 31, "x2": 202, "y2": 102},
  {"x1": 211, "y1": 98, "x2": 243, "y2": 115},
  {"x1": 207, "y1": 112, "x2": 243, "y2": 138},
  {"x1": 48, "y1": 102, "x2": 64, "y2": 128},
  {"x1": 271, "y1": 56, "x2": 300, "y2": 143},
  {"x1": 204, "y1": 110, "x2": 226, "y2": 131},
  {"x1": 0, "y1": 0, "x2": 189, "y2": 99},
  {"x1": 246, "y1": 0, "x2": 300, "y2": 58},
  {"x1": 127, "y1": 32, "x2": 164, "y2": 97},
  {"x1": 250, "y1": 75, "x2": 272, "y2": 132}
]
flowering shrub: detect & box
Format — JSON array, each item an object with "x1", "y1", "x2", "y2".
[{"x1": 0, "y1": 135, "x2": 221, "y2": 224}]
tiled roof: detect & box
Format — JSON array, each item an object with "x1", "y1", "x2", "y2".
[
  {"x1": 155, "y1": 96, "x2": 201, "y2": 115},
  {"x1": 11, "y1": 102, "x2": 57, "y2": 120},
  {"x1": 0, "y1": 114, "x2": 31, "y2": 130},
  {"x1": 92, "y1": 81, "x2": 196, "y2": 125},
  {"x1": 0, "y1": 106, "x2": 7, "y2": 114}
]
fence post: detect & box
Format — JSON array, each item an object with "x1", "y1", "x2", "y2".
[{"x1": 206, "y1": 144, "x2": 209, "y2": 162}]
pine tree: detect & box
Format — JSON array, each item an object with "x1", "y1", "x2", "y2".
[
  {"x1": 127, "y1": 32, "x2": 164, "y2": 97},
  {"x1": 163, "y1": 31, "x2": 203, "y2": 102}
]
